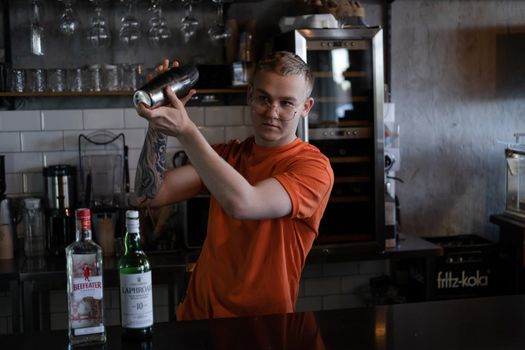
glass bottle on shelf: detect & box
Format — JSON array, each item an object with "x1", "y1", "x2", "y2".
[
  {"x1": 65, "y1": 208, "x2": 106, "y2": 347},
  {"x1": 119, "y1": 210, "x2": 153, "y2": 339}
]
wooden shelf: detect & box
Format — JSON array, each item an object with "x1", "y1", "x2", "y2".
[{"x1": 0, "y1": 88, "x2": 247, "y2": 98}]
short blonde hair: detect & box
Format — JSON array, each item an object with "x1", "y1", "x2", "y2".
[{"x1": 253, "y1": 51, "x2": 314, "y2": 97}]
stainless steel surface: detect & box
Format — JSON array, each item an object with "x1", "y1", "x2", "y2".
[
  {"x1": 133, "y1": 65, "x2": 199, "y2": 108},
  {"x1": 505, "y1": 133, "x2": 525, "y2": 220},
  {"x1": 308, "y1": 127, "x2": 371, "y2": 140},
  {"x1": 277, "y1": 27, "x2": 385, "y2": 249}
]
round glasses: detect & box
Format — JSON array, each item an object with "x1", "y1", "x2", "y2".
[{"x1": 251, "y1": 95, "x2": 299, "y2": 121}]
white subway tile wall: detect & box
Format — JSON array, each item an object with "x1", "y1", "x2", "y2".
[
  {"x1": 0, "y1": 106, "x2": 253, "y2": 197},
  {"x1": 295, "y1": 260, "x2": 389, "y2": 312}
]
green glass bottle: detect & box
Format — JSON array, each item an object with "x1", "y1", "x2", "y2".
[{"x1": 119, "y1": 210, "x2": 153, "y2": 339}]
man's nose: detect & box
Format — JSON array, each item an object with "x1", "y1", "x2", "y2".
[{"x1": 264, "y1": 103, "x2": 280, "y2": 118}]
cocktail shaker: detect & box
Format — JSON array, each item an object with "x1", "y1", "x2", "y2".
[{"x1": 133, "y1": 65, "x2": 199, "y2": 108}]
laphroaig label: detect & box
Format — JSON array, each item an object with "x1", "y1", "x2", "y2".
[
  {"x1": 436, "y1": 270, "x2": 489, "y2": 289},
  {"x1": 120, "y1": 271, "x2": 153, "y2": 328},
  {"x1": 70, "y1": 254, "x2": 104, "y2": 335}
]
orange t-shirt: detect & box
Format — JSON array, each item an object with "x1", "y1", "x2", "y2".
[{"x1": 176, "y1": 136, "x2": 334, "y2": 320}]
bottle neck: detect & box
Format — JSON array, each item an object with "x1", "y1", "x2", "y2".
[
  {"x1": 124, "y1": 230, "x2": 142, "y2": 254},
  {"x1": 77, "y1": 227, "x2": 92, "y2": 241},
  {"x1": 76, "y1": 215, "x2": 92, "y2": 241}
]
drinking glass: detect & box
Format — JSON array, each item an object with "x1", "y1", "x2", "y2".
[
  {"x1": 119, "y1": 63, "x2": 141, "y2": 91},
  {"x1": 88, "y1": 64, "x2": 102, "y2": 92},
  {"x1": 208, "y1": 0, "x2": 231, "y2": 43},
  {"x1": 180, "y1": 0, "x2": 200, "y2": 43},
  {"x1": 58, "y1": 0, "x2": 80, "y2": 36},
  {"x1": 103, "y1": 64, "x2": 119, "y2": 91},
  {"x1": 148, "y1": 1, "x2": 172, "y2": 46},
  {"x1": 47, "y1": 68, "x2": 66, "y2": 92},
  {"x1": 30, "y1": 0, "x2": 44, "y2": 56},
  {"x1": 28, "y1": 68, "x2": 46, "y2": 92},
  {"x1": 119, "y1": 0, "x2": 141, "y2": 46},
  {"x1": 67, "y1": 67, "x2": 85, "y2": 92},
  {"x1": 86, "y1": 1, "x2": 111, "y2": 48}
]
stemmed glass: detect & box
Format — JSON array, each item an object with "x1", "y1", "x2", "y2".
[
  {"x1": 207, "y1": 0, "x2": 231, "y2": 43},
  {"x1": 119, "y1": 0, "x2": 141, "y2": 46},
  {"x1": 58, "y1": 0, "x2": 80, "y2": 36},
  {"x1": 30, "y1": 0, "x2": 44, "y2": 55},
  {"x1": 148, "y1": 0, "x2": 172, "y2": 46},
  {"x1": 86, "y1": 0, "x2": 111, "y2": 48},
  {"x1": 180, "y1": 0, "x2": 200, "y2": 43}
]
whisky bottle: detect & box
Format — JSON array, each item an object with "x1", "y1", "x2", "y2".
[
  {"x1": 119, "y1": 210, "x2": 153, "y2": 339},
  {"x1": 65, "y1": 208, "x2": 106, "y2": 347}
]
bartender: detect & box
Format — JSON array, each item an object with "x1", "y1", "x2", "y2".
[{"x1": 134, "y1": 51, "x2": 334, "y2": 320}]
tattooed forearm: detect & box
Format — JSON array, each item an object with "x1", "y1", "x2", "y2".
[{"x1": 135, "y1": 126, "x2": 168, "y2": 201}]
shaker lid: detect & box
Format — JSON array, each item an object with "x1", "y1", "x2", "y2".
[{"x1": 133, "y1": 90, "x2": 152, "y2": 108}]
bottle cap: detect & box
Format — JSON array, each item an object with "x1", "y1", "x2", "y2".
[
  {"x1": 76, "y1": 208, "x2": 91, "y2": 230},
  {"x1": 126, "y1": 210, "x2": 139, "y2": 220}
]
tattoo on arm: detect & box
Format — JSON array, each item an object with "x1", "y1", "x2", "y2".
[{"x1": 135, "y1": 126, "x2": 168, "y2": 201}]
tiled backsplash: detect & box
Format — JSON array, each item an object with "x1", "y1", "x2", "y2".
[{"x1": 0, "y1": 106, "x2": 252, "y2": 197}]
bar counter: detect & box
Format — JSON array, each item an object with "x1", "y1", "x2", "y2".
[{"x1": 2, "y1": 294, "x2": 525, "y2": 349}]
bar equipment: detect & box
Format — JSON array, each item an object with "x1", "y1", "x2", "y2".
[
  {"x1": 119, "y1": 0, "x2": 141, "y2": 46},
  {"x1": 208, "y1": 0, "x2": 231, "y2": 43},
  {"x1": 276, "y1": 26, "x2": 385, "y2": 251},
  {"x1": 30, "y1": 0, "x2": 44, "y2": 56},
  {"x1": 79, "y1": 130, "x2": 128, "y2": 253},
  {"x1": 133, "y1": 65, "x2": 199, "y2": 108},
  {"x1": 87, "y1": 0, "x2": 111, "y2": 48},
  {"x1": 505, "y1": 133, "x2": 525, "y2": 220},
  {"x1": 21, "y1": 197, "x2": 46, "y2": 257},
  {"x1": 180, "y1": 0, "x2": 200, "y2": 43},
  {"x1": 58, "y1": 0, "x2": 80, "y2": 36},
  {"x1": 148, "y1": 0, "x2": 172, "y2": 46},
  {"x1": 43, "y1": 164, "x2": 77, "y2": 256}
]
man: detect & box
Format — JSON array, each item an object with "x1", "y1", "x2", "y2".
[{"x1": 135, "y1": 51, "x2": 334, "y2": 320}]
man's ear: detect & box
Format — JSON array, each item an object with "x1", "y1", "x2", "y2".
[{"x1": 301, "y1": 97, "x2": 315, "y2": 117}]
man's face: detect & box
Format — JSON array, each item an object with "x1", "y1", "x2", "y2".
[{"x1": 248, "y1": 70, "x2": 314, "y2": 147}]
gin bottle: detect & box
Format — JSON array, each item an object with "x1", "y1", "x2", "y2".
[
  {"x1": 66, "y1": 208, "x2": 106, "y2": 346},
  {"x1": 119, "y1": 210, "x2": 153, "y2": 339}
]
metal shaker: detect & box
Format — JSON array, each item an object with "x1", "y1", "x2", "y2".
[{"x1": 133, "y1": 65, "x2": 199, "y2": 108}]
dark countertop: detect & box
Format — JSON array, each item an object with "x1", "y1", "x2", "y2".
[
  {"x1": 0, "y1": 234, "x2": 442, "y2": 281},
  {"x1": 2, "y1": 294, "x2": 525, "y2": 349}
]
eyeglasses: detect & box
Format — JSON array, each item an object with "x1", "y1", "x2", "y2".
[{"x1": 251, "y1": 95, "x2": 298, "y2": 121}]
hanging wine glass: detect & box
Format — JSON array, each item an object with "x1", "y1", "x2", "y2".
[
  {"x1": 119, "y1": 0, "x2": 141, "y2": 46},
  {"x1": 148, "y1": 0, "x2": 172, "y2": 46},
  {"x1": 86, "y1": 0, "x2": 111, "y2": 48},
  {"x1": 180, "y1": 0, "x2": 200, "y2": 43},
  {"x1": 30, "y1": 0, "x2": 44, "y2": 56},
  {"x1": 207, "y1": 0, "x2": 231, "y2": 43},
  {"x1": 58, "y1": 0, "x2": 80, "y2": 36}
]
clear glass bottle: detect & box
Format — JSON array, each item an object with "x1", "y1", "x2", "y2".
[
  {"x1": 66, "y1": 208, "x2": 106, "y2": 347},
  {"x1": 119, "y1": 210, "x2": 153, "y2": 339}
]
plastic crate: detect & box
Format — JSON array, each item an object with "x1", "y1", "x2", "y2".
[{"x1": 423, "y1": 234, "x2": 499, "y2": 300}]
